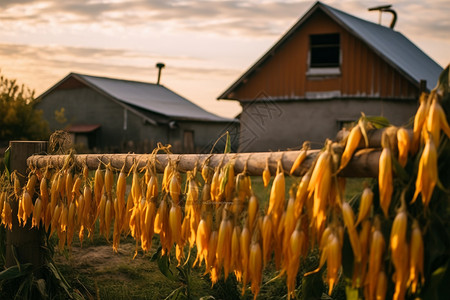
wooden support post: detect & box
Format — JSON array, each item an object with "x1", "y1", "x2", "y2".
[{"x1": 5, "y1": 141, "x2": 47, "y2": 272}]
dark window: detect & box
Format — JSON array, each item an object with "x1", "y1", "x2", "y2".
[{"x1": 310, "y1": 33, "x2": 340, "y2": 68}]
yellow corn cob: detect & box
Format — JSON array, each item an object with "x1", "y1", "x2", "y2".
[
  {"x1": 130, "y1": 167, "x2": 142, "y2": 205},
  {"x1": 267, "y1": 167, "x2": 285, "y2": 217},
  {"x1": 153, "y1": 198, "x2": 166, "y2": 235},
  {"x1": 216, "y1": 217, "x2": 232, "y2": 278},
  {"x1": 294, "y1": 172, "x2": 310, "y2": 219},
  {"x1": 194, "y1": 218, "x2": 210, "y2": 267},
  {"x1": 2, "y1": 201, "x2": 12, "y2": 230},
  {"x1": 201, "y1": 165, "x2": 213, "y2": 183},
  {"x1": 76, "y1": 194, "x2": 84, "y2": 226},
  {"x1": 231, "y1": 225, "x2": 242, "y2": 281},
  {"x1": 22, "y1": 190, "x2": 34, "y2": 221},
  {"x1": 408, "y1": 219, "x2": 424, "y2": 293},
  {"x1": 379, "y1": 133, "x2": 393, "y2": 217},
  {"x1": 26, "y1": 173, "x2": 37, "y2": 197},
  {"x1": 210, "y1": 167, "x2": 220, "y2": 202},
  {"x1": 169, "y1": 171, "x2": 181, "y2": 205},
  {"x1": 342, "y1": 202, "x2": 362, "y2": 262},
  {"x1": 412, "y1": 132, "x2": 437, "y2": 207},
  {"x1": 40, "y1": 176, "x2": 49, "y2": 212},
  {"x1": 286, "y1": 222, "x2": 305, "y2": 299},
  {"x1": 59, "y1": 204, "x2": 68, "y2": 232},
  {"x1": 375, "y1": 270, "x2": 387, "y2": 300},
  {"x1": 248, "y1": 195, "x2": 259, "y2": 233},
  {"x1": 261, "y1": 214, "x2": 273, "y2": 267},
  {"x1": 249, "y1": 241, "x2": 262, "y2": 299},
  {"x1": 240, "y1": 225, "x2": 251, "y2": 294},
  {"x1": 13, "y1": 171, "x2": 21, "y2": 199},
  {"x1": 290, "y1": 142, "x2": 309, "y2": 175},
  {"x1": 282, "y1": 196, "x2": 297, "y2": 269},
  {"x1": 31, "y1": 197, "x2": 43, "y2": 228},
  {"x1": 426, "y1": 91, "x2": 450, "y2": 147},
  {"x1": 161, "y1": 163, "x2": 173, "y2": 192},
  {"x1": 411, "y1": 93, "x2": 428, "y2": 154},
  {"x1": 169, "y1": 203, "x2": 182, "y2": 245},
  {"x1": 390, "y1": 207, "x2": 409, "y2": 300},
  {"x1": 71, "y1": 175, "x2": 82, "y2": 201},
  {"x1": 367, "y1": 219, "x2": 385, "y2": 300},
  {"x1": 206, "y1": 230, "x2": 218, "y2": 271},
  {"x1": 65, "y1": 169, "x2": 73, "y2": 203},
  {"x1": 396, "y1": 127, "x2": 410, "y2": 167},
  {"x1": 355, "y1": 183, "x2": 373, "y2": 226},
  {"x1": 262, "y1": 160, "x2": 271, "y2": 188},
  {"x1": 104, "y1": 198, "x2": 113, "y2": 240},
  {"x1": 66, "y1": 201, "x2": 76, "y2": 247},
  {"x1": 339, "y1": 124, "x2": 362, "y2": 171},
  {"x1": 94, "y1": 164, "x2": 104, "y2": 206},
  {"x1": 326, "y1": 233, "x2": 341, "y2": 295},
  {"x1": 146, "y1": 174, "x2": 158, "y2": 201},
  {"x1": 50, "y1": 204, "x2": 62, "y2": 237}
]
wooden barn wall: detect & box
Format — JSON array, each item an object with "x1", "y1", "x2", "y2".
[{"x1": 230, "y1": 10, "x2": 418, "y2": 101}]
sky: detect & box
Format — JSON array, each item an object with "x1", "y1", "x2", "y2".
[{"x1": 1, "y1": 0, "x2": 449, "y2": 118}]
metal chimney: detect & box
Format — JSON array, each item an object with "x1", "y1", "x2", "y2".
[
  {"x1": 368, "y1": 5, "x2": 397, "y2": 29},
  {"x1": 156, "y1": 62, "x2": 165, "y2": 85}
]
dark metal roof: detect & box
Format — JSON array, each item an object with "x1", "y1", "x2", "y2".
[
  {"x1": 38, "y1": 73, "x2": 235, "y2": 123},
  {"x1": 218, "y1": 1, "x2": 443, "y2": 100}
]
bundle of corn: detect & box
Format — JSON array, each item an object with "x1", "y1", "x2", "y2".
[{"x1": 2, "y1": 67, "x2": 449, "y2": 299}]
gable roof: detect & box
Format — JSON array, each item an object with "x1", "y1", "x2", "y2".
[
  {"x1": 218, "y1": 1, "x2": 443, "y2": 100},
  {"x1": 38, "y1": 73, "x2": 234, "y2": 123}
]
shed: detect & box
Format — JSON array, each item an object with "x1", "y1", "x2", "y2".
[
  {"x1": 36, "y1": 73, "x2": 238, "y2": 153},
  {"x1": 218, "y1": 1, "x2": 443, "y2": 152}
]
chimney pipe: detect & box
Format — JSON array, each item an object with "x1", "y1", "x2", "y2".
[
  {"x1": 368, "y1": 5, "x2": 397, "y2": 29},
  {"x1": 156, "y1": 62, "x2": 165, "y2": 85}
]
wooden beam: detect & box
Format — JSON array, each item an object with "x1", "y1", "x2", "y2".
[{"x1": 27, "y1": 148, "x2": 380, "y2": 178}]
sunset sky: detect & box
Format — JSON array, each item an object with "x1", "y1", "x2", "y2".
[{"x1": 1, "y1": 0, "x2": 449, "y2": 118}]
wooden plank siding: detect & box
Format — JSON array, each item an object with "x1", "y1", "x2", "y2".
[{"x1": 230, "y1": 10, "x2": 419, "y2": 101}]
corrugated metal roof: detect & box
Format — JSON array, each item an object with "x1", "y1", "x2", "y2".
[
  {"x1": 218, "y1": 1, "x2": 443, "y2": 99},
  {"x1": 322, "y1": 2, "x2": 442, "y2": 91},
  {"x1": 73, "y1": 73, "x2": 234, "y2": 122}
]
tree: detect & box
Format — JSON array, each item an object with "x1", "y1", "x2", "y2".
[{"x1": 0, "y1": 72, "x2": 49, "y2": 143}]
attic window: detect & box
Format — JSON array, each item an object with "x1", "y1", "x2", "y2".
[{"x1": 309, "y1": 33, "x2": 340, "y2": 68}]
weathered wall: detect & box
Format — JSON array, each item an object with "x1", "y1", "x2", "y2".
[
  {"x1": 174, "y1": 120, "x2": 239, "y2": 153},
  {"x1": 238, "y1": 98, "x2": 417, "y2": 152},
  {"x1": 36, "y1": 87, "x2": 168, "y2": 151},
  {"x1": 36, "y1": 86, "x2": 239, "y2": 153}
]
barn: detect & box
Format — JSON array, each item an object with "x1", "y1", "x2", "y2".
[
  {"x1": 36, "y1": 73, "x2": 238, "y2": 153},
  {"x1": 218, "y1": 1, "x2": 443, "y2": 152}
]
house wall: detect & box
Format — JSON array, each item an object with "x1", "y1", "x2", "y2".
[
  {"x1": 36, "y1": 86, "x2": 239, "y2": 153},
  {"x1": 173, "y1": 120, "x2": 239, "y2": 153},
  {"x1": 238, "y1": 98, "x2": 417, "y2": 152},
  {"x1": 229, "y1": 10, "x2": 419, "y2": 101},
  {"x1": 36, "y1": 87, "x2": 168, "y2": 151}
]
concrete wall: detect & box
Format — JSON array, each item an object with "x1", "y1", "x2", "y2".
[
  {"x1": 238, "y1": 98, "x2": 418, "y2": 152},
  {"x1": 36, "y1": 87, "x2": 239, "y2": 153},
  {"x1": 36, "y1": 87, "x2": 169, "y2": 151},
  {"x1": 173, "y1": 120, "x2": 239, "y2": 153}
]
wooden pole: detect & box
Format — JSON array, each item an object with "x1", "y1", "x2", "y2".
[
  {"x1": 6, "y1": 141, "x2": 47, "y2": 272},
  {"x1": 27, "y1": 148, "x2": 380, "y2": 178}
]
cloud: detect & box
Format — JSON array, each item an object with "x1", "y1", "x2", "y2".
[
  {"x1": 0, "y1": 43, "x2": 240, "y2": 90},
  {"x1": 0, "y1": 0, "x2": 311, "y2": 37}
]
